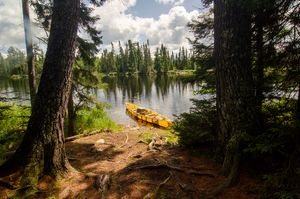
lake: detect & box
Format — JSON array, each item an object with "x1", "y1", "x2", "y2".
[{"x1": 0, "y1": 75, "x2": 200, "y2": 125}]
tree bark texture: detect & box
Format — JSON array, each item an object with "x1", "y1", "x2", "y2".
[
  {"x1": 254, "y1": 11, "x2": 264, "y2": 117},
  {"x1": 214, "y1": 0, "x2": 257, "y2": 183},
  {"x1": 67, "y1": 84, "x2": 76, "y2": 136},
  {"x1": 0, "y1": 0, "x2": 80, "y2": 182},
  {"x1": 22, "y1": 0, "x2": 37, "y2": 106}
]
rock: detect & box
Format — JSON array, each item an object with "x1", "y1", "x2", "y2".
[{"x1": 96, "y1": 139, "x2": 105, "y2": 144}]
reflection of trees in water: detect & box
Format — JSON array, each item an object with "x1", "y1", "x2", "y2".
[
  {"x1": 101, "y1": 74, "x2": 196, "y2": 102},
  {"x1": 0, "y1": 75, "x2": 197, "y2": 104},
  {"x1": 0, "y1": 78, "x2": 29, "y2": 101},
  {"x1": 154, "y1": 75, "x2": 195, "y2": 100}
]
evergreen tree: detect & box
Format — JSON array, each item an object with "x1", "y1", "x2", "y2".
[
  {"x1": 0, "y1": 0, "x2": 80, "y2": 187},
  {"x1": 127, "y1": 40, "x2": 138, "y2": 73},
  {"x1": 0, "y1": 53, "x2": 6, "y2": 75},
  {"x1": 214, "y1": 0, "x2": 257, "y2": 187},
  {"x1": 154, "y1": 48, "x2": 161, "y2": 74}
]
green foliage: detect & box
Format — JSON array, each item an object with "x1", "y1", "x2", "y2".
[
  {"x1": 172, "y1": 99, "x2": 217, "y2": 146},
  {"x1": 0, "y1": 47, "x2": 27, "y2": 78},
  {"x1": 244, "y1": 99, "x2": 296, "y2": 156},
  {"x1": 243, "y1": 99, "x2": 300, "y2": 198},
  {"x1": 74, "y1": 102, "x2": 118, "y2": 133},
  {"x1": 100, "y1": 40, "x2": 194, "y2": 75},
  {"x1": 0, "y1": 102, "x2": 30, "y2": 162}
]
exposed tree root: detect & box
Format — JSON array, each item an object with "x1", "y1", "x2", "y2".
[
  {"x1": 209, "y1": 151, "x2": 240, "y2": 198},
  {"x1": 0, "y1": 180, "x2": 16, "y2": 190},
  {"x1": 148, "y1": 137, "x2": 156, "y2": 150},
  {"x1": 95, "y1": 174, "x2": 111, "y2": 199},
  {"x1": 154, "y1": 174, "x2": 171, "y2": 198},
  {"x1": 128, "y1": 163, "x2": 216, "y2": 178}
]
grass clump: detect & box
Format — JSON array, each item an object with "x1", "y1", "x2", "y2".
[
  {"x1": 138, "y1": 131, "x2": 154, "y2": 143},
  {"x1": 75, "y1": 102, "x2": 119, "y2": 133},
  {"x1": 138, "y1": 130, "x2": 179, "y2": 146},
  {"x1": 0, "y1": 102, "x2": 30, "y2": 162}
]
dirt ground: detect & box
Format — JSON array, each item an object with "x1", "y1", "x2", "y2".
[{"x1": 0, "y1": 125, "x2": 258, "y2": 199}]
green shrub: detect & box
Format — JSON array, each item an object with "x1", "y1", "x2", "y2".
[
  {"x1": 172, "y1": 99, "x2": 217, "y2": 146},
  {"x1": 243, "y1": 99, "x2": 300, "y2": 198}
]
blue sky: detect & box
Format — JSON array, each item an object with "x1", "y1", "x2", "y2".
[
  {"x1": 127, "y1": 0, "x2": 202, "y2": 19},
  {"x1": 0, "y1": 0, "x2": 203, "y2": 54}
]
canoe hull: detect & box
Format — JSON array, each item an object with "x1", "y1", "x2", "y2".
[{"x1": 126, "y1": 103, "x2": 172, "y2": 128}]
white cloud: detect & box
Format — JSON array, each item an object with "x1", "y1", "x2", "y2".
[
  {"x1": 0, "y1": 0, "x2": 199, "y2": 54},
  {"x1": 0, "y1": 0, "x2": 45, "y2": 53},
  {"x1": 155, "y1": 0, "x2": 184, "y2": 6},
  {"x1": 94, "y1": 0, "x2": 198, "y2": 53},
  {"x1": 0, "y1": 0, "x2": 24, "y2": 51}
]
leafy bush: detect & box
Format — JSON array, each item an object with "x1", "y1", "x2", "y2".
[
  {"x1": 243, "y1": 99, "x2": 300, "y2": 198},
  {"x1": 172, "y1": 99, "x2": 217, "y2": 146}
]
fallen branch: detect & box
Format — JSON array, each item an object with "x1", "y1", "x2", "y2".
[
  {"x1": 65, "y1": 129, "x2": 110, "y2": 142},
  {"x1": 129, "y1": 163, "x2": 215, "y2": 178},
  {"x1": 117, "y1": 132, "x2": 129, "y2": 149}
]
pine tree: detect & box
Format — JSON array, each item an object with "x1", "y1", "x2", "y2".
[
  {"x1": 214, "y1": 0, "x2": 257, "y2": 186},
  {"x1": 0, "y1": 0, "x2": 80, "y2": 187},
  {"x1": 154, "y1": 48, "x2": 161, "y2": 74}
]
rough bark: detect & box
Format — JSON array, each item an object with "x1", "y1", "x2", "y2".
[
  {"x1": 254, "y1": 12, "x2": 264, "y2": 116},
  {"x1": 22, "y1": 0, "x2": 36, "y2": 106},
  {"x1": 67, "y1": 84, "x2": 76, "y2": 136},
  {"x1": 297, "y1": 83, "x2": 300, "y2": 125},
  {"x1": 0, "y1": 0, "x2": 80, "y2": 184},
  {"x1": 214, "y1": 0, "x2": 257, "y2": 185}
]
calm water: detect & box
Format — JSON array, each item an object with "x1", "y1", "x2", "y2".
[{"x1": 0, "y1": 75, "x2": 200, "y2": 125}]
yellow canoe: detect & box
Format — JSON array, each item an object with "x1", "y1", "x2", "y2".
[{"x1": 126, "y1": 103, "x2": 173, "y2": 128}]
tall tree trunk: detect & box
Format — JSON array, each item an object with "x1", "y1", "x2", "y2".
[
  {"x1": 255, "y1": 14, "x2": 264, "y2": 115},
  {"x1": 0, "y1": 0, "x2": 80, "y2": 184},
  {"x1": 297, "y1": 82, "x2": 300, "y2": 126},
  {"x1": 68, "y1": 84, "x2": 76, "y2": 136},
  {"x1": 22, "y1": 0, "x2": 36, "y2": 106},
  {"x1": 214, "y1": 0, "x2": 257, "y2": 185}
]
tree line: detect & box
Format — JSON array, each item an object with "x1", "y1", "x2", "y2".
[
  {"x1": 0, "y1": 46, "x2": 44, "y2": 79},
  {"x1": 100, "y1": 40, "x2": 196, "y2": 74},
  {"x1": 0, "y1": 41, "x2": 196, "y2": 79}
]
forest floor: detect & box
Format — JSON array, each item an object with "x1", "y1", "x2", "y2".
[{"x1": 0, "y1": 125, "x2": 258, "y2": 199}]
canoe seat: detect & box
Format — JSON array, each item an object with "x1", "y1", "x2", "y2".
[{"x1": 137, "y1": 108, "x2": 150, "y2": 115}]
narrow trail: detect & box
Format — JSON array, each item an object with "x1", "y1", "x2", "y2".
[{"x1": 0, "y1": 126, "x2": 257, "y2": 198}]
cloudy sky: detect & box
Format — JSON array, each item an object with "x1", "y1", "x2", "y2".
[{"x1": 0, "y1": 0, "x2": 202, "y2": 54}]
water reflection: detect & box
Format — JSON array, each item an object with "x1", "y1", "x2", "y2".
[
  {"x1": 96, "y1": 75, "x2": 199, "y2": 124},
  {"x1": 0, "y1": 75, "x2": 199, "y2": 125},
  {"x1": 0, "y1": 78, "x2": 30, "y2": 103}
]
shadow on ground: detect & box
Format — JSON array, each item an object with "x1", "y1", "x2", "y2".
[
  {"x1": 0, "y1": 127, "x2": 257, "y2": 199},
  {"x1": 58, "y1": 128, "x2": 256, "y2": 199}
]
